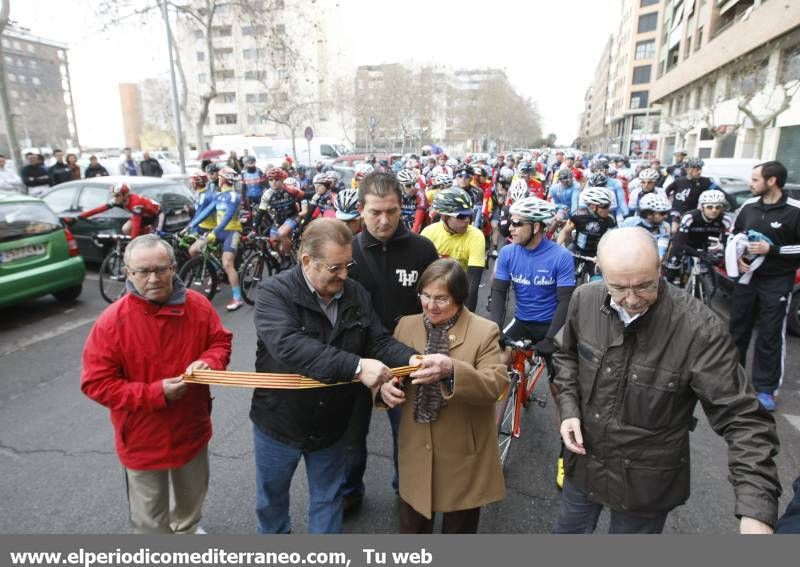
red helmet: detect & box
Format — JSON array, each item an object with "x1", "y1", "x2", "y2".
[
  {"x1": 190, "y1": 171, "x2": 208, "y2": 190},
  {"x1": 110, "y1": 183, "x2": 130, "y2": 197},
  {"x1": 266, "y1": 167, "x2": 288, "y2": 181},
  {"x1": 218, "y1": 166, "x2": 240, "y2": 183}
]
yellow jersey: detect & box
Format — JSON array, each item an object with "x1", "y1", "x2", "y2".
[{"x1": 421, "y1": 221, "x2": 486, "y2": 271}]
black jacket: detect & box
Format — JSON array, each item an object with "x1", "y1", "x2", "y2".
[
  {"x1": 48, "y1": 162, "x2": 72, "y2": 186},
  {"x1": 554, "y1": 281, "x2": 781, "y2": 524},
  {"x1": 733, "y1": 191, "x2": 800, "y2": 277},
  {"x1": 666, "y1": 175, "x2": 717, "y2": 218},
  {"x1": 84, "y1": 164, "x2": 110, "y2": 178},
  {"x1": 350, "y1": 223, "x2": 440, "y2": 332},
  {"x1": 140, "y1": 158, "x2": 163, "y2": 177},
  {"x1": 21, "y1": 164, "x2": 50, "y2": 188},
  {"x1": 251, "y1": 264, "x2": 417, "y2": 450}
]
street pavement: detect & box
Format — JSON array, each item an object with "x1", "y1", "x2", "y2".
[{"x1": 1, "y1": 268, "x2": 798, "y2": 534}]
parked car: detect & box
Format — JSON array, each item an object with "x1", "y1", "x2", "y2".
[
  {"x1": 331, "y1": 154, "x2": 403, "y2": 168},
  {"x1": 718, "y1": 182, "x2": 800, "y2": 211},
  {"x1": 39, "y1": 176, "x2": 195, "y2": 263},
  {"x1": 0, "y1": 190, "x2": 86, "y2": 308}
]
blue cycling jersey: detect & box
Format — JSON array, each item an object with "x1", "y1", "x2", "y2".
[
  {"x1": 494, "y1": 239, "x2": 575, "y2": 323},
  {"x1": 621, "y1": 216, "x2": 670, "y2": 259},
  {"x1": 241, "y1": 168, "x2": 265, "y2": 200},
  {"x1": 550, "y1": 182, "x2": 580, "y2": 213},
  {"x1": 607, "y1": 178, "x2": 629, "y2": 217}
]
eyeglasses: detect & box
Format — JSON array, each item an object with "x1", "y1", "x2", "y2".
[
  {"x1": 509, "y1": 219, "x2": 532, "y2": 227},
  {"x1": 455, "y1": 213, "x2": 473, "y2": 220},
  {"x1": 605, "y1": 280, "x2": 659, "y2": 298},
  {"x1": 127, "y1": 264, "x2": 174, "y2": 278},
  {"x1": 418, "y1": 293, "x2": 451, "y2": 307},
  {"x1": 597, "y1": 203, "x2": 611, "y2": 209},
  {"x1": 703, "y1": 204, "x2": 724, "y2": 210},
  {"x1": 315, "y1": 259, "x2": 357, "y2": 274}
]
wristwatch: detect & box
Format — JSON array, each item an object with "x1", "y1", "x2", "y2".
[{"x1": 354, "y1": 359, "x2": 362, "y2": 377}]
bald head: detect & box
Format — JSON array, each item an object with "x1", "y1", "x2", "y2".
[{"x1": 597, "y1": 227, "x2": 661, "y2": 315}]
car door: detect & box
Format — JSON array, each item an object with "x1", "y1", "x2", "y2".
[{"x1": 74, "y1": 184, "x2": 128, "y2": 261}]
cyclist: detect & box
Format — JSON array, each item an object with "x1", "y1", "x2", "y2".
[
  {"x1": 183, "y1": 170, "x2": 219, "y2": 257},
  {"x1": 557, "y1": 186, "x2": 617, "y2": 279},
  {"x1": 352, "y1": 163, "x2": 375, "y2": 189},
  {"x1": 621, "y1": 192, "x2": 672, "y2": 260},
  {"x1": 628, "y1": 167, "x2": 667, "y2": 214},
  {"x1": 334, "y1": 188, "x2": 362, "y2": 235},
  {"x1": 305, "y1": 171, "x2": 337, "y2": 221},
  {"x1": 518, "y1": 161, "x2": 545, "y2": 199},
  {"x1": 420, "y1": 187, "x2": 485, "y2": 312},
  {"x1": 597, "y1": 160, "x2": 629, "y2": 220},
  {"x1": 76, "y1": 182, "x2": 163, "y2": 238},
  {"x1": 666, "y1": 189, "x2": 730, "y2": 285},
  {"x1": 188, "y1": 166, "x2": 246, "y2": 311},
  {"x1": 241, "y1": 155, "x2": 265, "y2": 209},
  {"x1": 489, "y1": 196, "x2": 575, "y2": 489},
  {"x1": 550, "y1": 169, "x2": 581, "y2": 215},
  {"x1": 666, "y1": 148, "x2": 689, "y2": 180},
  {"x1": 295, "y1": 165, "x2": 312, "y2": 192},
  {"x1": 255, "y1": 166, "x2": 307, "y2": 263},
  {"x1": 666, "y1": 157, "x2": 720, "y2": 233},
  {"x1": 397, "y1": 168, "x2": 428, "y2": 233},
  {"x1": 488, "y1": 174, "x2": 511, "y2": 258},
  {"x1": 472, "y1": 165, "x2": 494, "y2": 232},
  {"x1": 497, "y1": 178, "x2": 532, "y2": 241}
]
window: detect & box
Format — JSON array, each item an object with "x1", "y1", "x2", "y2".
[
  {"x1": 78, "y1": 186, "x2": 110, "y2": 210},
  {"x1": 632, "y1": 65, "x2": 651, "y2": 84},
  {"x1": 635, "y1": 39, "x2": 656, "y2": 60},
  {"x1": 640, "y1": 0, "x2": 659, "y2": 5},
  {"x1": 9, "y1": 89, "x2": 18, "y2": 98},
  {"x1": 27, "y1": 44, "x2": 35, "y2": 53},
  {"x1": 1, "y1": 38, "x2": 9, "y2": 48},
  {"x1": 213, "y1": 47, "x2": 233, "y2": 60},
  {"x1": 29, "y1": 59, "x2": 37, "y2": 69},
  {"x1": 211, "y1": 26, "x2": 232, "y2": 37},
  {"x1": 246, "y1": 93, "x2": 257, "y2": 103},
  {"x1": 275, "y1": 24, "x2": 286, "y2": 34},
  {"x1": 32, "y1": 77, "x2": 40, "y2": 85},
  {"x1": 215, "y1": 113, "x2": 238, "y2": 125},
  {"x1": 782, "y1": 46, "x2": 800, "y2": 84},
  {"x1": 243, "y1": 48, "x2": 266, "y2": 59},
  {"x1": 259, "y1": 93, "x2": 268, "y2": 102},
  {"x1": 245, "y1": 70, "x2": 267, "y2": 81},
  {"x1": 213, "y1": 69, "x2": 235, "y2": 81},
  {"x1": 730, "y1": 59, "x2": 769, "y2": 97},
  {"x1": 219, "y1": 92, "x2": 236, "y2": 103},
  {"x1": 666, "y1": 44, "x2": 680, "y2": 72},
  {"x1": 630, "y1": 91, "x2": 649, "y2": 109},
  {"x1": 638, "y1": 12, "x2": 658, "y2": 33},
  {"x1": 7, "y1": 73, "x2": 15, "y2": 82},
  {"x1": 198, "y1": 73, "x2": 207, "y2": 83},
  {"x1": 242, "y1": 25, "x2": 265, "y2": 36},
  {"x1": 194, "y1": 30, "x2": 204, "y2": 39}
]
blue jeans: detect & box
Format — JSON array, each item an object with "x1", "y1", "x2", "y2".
[
  {"x1": 342, "y1": 387, "x2": 400, "y2": 497},
  {"x1": 253, "y1": 425, "x2": 347, "y2": 534},
  {"x1": 776, "y1": 474, "x2": 800, "y2": 534},
  {"x1": 554, "y1": 478, "x2": 668, "y2": 534}
]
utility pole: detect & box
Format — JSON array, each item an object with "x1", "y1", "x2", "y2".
[
  {"x1": 160, "y1": 0, "x2": 186, "y2": 173},
  {"x1": 0, "y1": 0, "x2": 25, "y2": 189}
]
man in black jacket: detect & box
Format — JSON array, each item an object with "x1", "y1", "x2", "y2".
[
  {"x1": 21, "y1": 153, "x2": 50, "y2": 195},
  {"x1": 48, "y1": 149, "x2": 72, "y2": 186},
  {"x1": 729, "y1": 161, "x2": 800, "y2": 411},
  {"x1": 342, "y1": 172, "x2": 439, "y2": 513},
  {"x1": 252, "y1": 218, "x2": 419, "y2": 534},
  {"x1": 140, "y1": 152, "x2": 164, "y2": 177}
]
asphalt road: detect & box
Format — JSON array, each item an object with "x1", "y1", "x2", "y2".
[{"x1": 1, "y1": 269, "x2": 798, "y2": 534}]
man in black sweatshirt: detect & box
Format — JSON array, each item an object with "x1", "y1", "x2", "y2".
[
  {"x1": 730, "y1": 161, "x2": 800, "y2": 411},
  {"x1": 342, "y1": 172, "x2": 439, "y2": 514}
]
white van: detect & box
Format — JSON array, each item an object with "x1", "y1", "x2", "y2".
[
  {"x1": 277, "y1": 137, "x2": 350, "y2": 166},
  {"x1": 210, "y1": 135, "x2": 286, "y2": 170}
]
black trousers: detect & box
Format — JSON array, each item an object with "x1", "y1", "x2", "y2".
[
  {"x1": 399, "y1": 498, "x2": 481, "y2": 534},
  {"x1": 729, "y1": 272, "x2": 794, "y2": 394}
]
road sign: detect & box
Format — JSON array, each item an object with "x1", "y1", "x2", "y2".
[{"x1": 304, "y1": 127, "x2": 314, "y2": 142}]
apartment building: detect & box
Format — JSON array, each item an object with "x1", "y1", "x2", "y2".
[
  {"x1": 0, "y1": 23, "x2": 78, "y2": 153},
  {"x1": 581, "y1": 37, "x2": 614, "y2": 153},
  {"x1": 650, "y1": 0, "x2": 800, "y2": 179}
]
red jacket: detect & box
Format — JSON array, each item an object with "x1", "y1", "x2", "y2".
[
  {"x1": 80, "y1": 193, "x2": 161, "y2": 238},
  {"x1": 81, "y1": 284, "x2": 232, "y2": 470}
]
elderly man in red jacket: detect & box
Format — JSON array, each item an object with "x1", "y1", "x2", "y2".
[{"x1": 81, "y1": 234, "x2": 232, "y2": 534}]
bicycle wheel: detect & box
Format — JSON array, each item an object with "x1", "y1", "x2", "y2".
[
  {"x1": 496, "y1": 373, "x2": 520, "y2": 467},
  {"x1": 239, "y1": 253, "x2": 277, "y2": 306},
  {"x1": 179, "y1": 256, "x2": 219, "y2": 301},
  {"x1": 98, "y1": 250, "x2": 127, "y2": 304}
]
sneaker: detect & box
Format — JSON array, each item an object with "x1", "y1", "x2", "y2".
[
  {"x1": 226, "y1": 299, "x2": 244, "y2": 312},
  {"x1": 556, "y1": 457, "x2": 565, "y2": 490},
  {"x1": 757, "y1": 392, "x2": 776, "y2": 412}
]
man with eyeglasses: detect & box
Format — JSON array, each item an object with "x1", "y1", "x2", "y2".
[
  {"x1": 421, "y1": 187, "x2": 486, "y2": 312},
  {"x1": 665, "y1": 157, "x2": 720, "y2": 234},
  {"x1": 553, "y1": 226, "x2": 780, "y2": 534},
  {"x1": 81, "y1": 234, "x2": 232, "y2": 534},
  {"x1": 251, "y1": 218, "x2": 423, "y2": 533}
]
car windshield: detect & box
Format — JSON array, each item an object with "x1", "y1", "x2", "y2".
[
  {"x1": 252, "y1": 145, "x2": 283, "y2": 159},
  {"x1": 0, "y1": 201, "x2": 62, "y2": 242}
]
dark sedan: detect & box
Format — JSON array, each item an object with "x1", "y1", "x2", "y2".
[{"x1": 39, "y1": 176, "x2": 195, "y2": 263}]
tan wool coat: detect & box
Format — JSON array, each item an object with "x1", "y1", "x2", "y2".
[{"x1": 391, "y1": 309, "x2": 508, "y2": 519}]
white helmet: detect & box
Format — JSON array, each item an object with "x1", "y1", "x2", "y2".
[
  {"x1": 639, "y1": 193, "x2": 670, "y2": 213},
  {"x1": 582, "y1": 186, "x2": 612, "y2": 206},
  {"x1": 499, "y1": 166, "x2": 515, "y2": 181},
  {"x1": 509, "y1": 197, "x2": 558, "y2": 224},
  {"x1": 638, "y1": 168, "x2": 660, "y2": 182},
  {"x1": 698, "y1": 189, "x2": 727, "y2": 207},
  {"x1": 396, "y1": 168, "x2": 418, "y2": 185},
  {"x1": 433, "y1": 172, "x2": 453, "y2": 188},
  {"x1": 355, "y1": 163, "x2": 375, "y2": 179},
  {"x1": 508, "y1": 178, "x2": 529, "y2": 203},
  {"x1": 334, "y1": 188, "x2": 360, "y2": 220}
]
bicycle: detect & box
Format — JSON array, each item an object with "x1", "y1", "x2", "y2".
[
  {"x1": 94, "y1": 234, "x2": 132, "y2": 304},
  {"x1": 572, "y1": 253, "x2": 599, "y2": 286},
  {"x1": 238, "y1": 235, "x2": 283, "y2": 305},
  {"x1": 178, "y1": 235, "x2": 230, "y2": 301},
  {"x1": 496, "y1": 338, "x2": 548, "y2": 467}
]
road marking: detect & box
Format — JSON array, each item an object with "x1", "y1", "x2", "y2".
[
  {"x1": 0, "y1": 317, "x2": 96, "y2": 357},
  {"x1": 783, "y1": 414, "x2": 800, "y2": 434}
]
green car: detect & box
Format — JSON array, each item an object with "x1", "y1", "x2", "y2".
[{"x1": 0, "y1": 190, "x2": 86, "y2": 308}]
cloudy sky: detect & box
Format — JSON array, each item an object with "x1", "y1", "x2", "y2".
[{"x1": 9, "y1": 0, "x2": 621, "y2": 147}]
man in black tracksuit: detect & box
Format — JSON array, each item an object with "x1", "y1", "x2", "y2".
[
  {"x1": 665, "y1": 157, "x2": 719, "y2": 233},
  {"x1": 730, "y1": 161, "x2": 800, "y2": 411},
  {"x1": 342, "y1": 172, "x2": 440, "y2": 512}
]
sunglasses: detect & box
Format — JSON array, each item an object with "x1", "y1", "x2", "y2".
[
  {"x1": 316, "y1": 259, "x2": 357, "y2": 274},
  {"x1": 455, "y1": 213, "x2": 473, "y2": 220},
  {"x1": 509, "y1": 219, "x2": 532, "y2": 227},
  {"x1": 597, "y1": 204, "x2": 611, "y2": 209}
]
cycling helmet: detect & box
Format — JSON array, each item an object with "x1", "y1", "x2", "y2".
[
  {"x1": 582, "y1": 186, "x2": 612, "y2": 206},
  {"x1": 685, "y1": 157, "x2": 704, "y2": 169},
  {"x1": 557, "y1": 169, "x2": 574, "y2": 182},
  {"x1": 638, "y1": 168, "x2": 660, "y2": 181},
  {"x1": 589, "y1": 172, "x2": 608, "y2": 187},
  {"x1": 564, "y1": 150, "x2": 576, "y2": 160},
  {"x1": 396, "y1": 168, "x2": 418, "y2": 186},
  {"x1": 698, "y1": 189, "x2": 727, "y2": 207},
  {"x1": 597, "y1": 158, "x2": 610, "y2": 170},
  {"x1": 509, "y1": 196, "x2": 558, "y2": 224},
  {"x1": 499, "y1": 166, "x2": 515, "y2": 181},
  {"x1": 639, "y1": 193, "x2": 670, "y2": 213},
  {"x1": 518, "y1": 161, "x2": 534, "y2": 174},
  {"x1": 218, "y1": 166, "x2": 240, "y2": 183},
  {"x1": 266, "y1": 167, "x2": 288, "y2": 181},
  {"x1": 204, "y1": 163, "x2": 220, "y2": 174},
  {"x1": 312, "y1": 172, "x2": 329, "y2": 185},
  {"x1": 446, "y1": 158, "x2": 459, "y2": 168},
  {"x1": 284, "y1": 177, "x2": 299, "y2": 190},
  {"x1": 433, "y1": 172, "x2": 453, "y2": 188},
  {"x1": 406, "y1": 157, "x2": 420, "y2": 170},
  {"x1": 244, "y1": 155, "x2": 257, "y2": 165},
  {"x1": 489, "y1": 158, "x2": 498, "y2": 168},
  {"x1": 472, "y1": 165, "x2": 488, "y2": 178},
  {"x1": 190, "y1": 171, "x2": 208, "y2": 190},
  {"x1": 454, "y1": 164, "x2": 474, "y2": 177},
  {"x1": 325, "y1": 170, "x2": 342, "y2": 183},
  {"x1": 334, "y1": 188, "x2": 360, "y2": 220},
  {"x1": 432, "y1": 187, "x2": 473, "y2": 216},
  {"x1": 508, "y1": 179, "x2": 529, "y2": 203},
  {"x1": 110, "y1": 182, "x2": 130, "y2": 196},
  {"x1": 674, "y1": 148, "x2": 688, "y2": 156},
  {"x1": 355, "y1": 163, "x2": 375, "y2": 180},
  {"x1": 296, "y1": 164, "x2": 306, "y2": 173}
]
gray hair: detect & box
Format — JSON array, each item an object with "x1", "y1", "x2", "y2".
[{"x1": 124, "y1": 234, "x2": 176, "y2": 266}]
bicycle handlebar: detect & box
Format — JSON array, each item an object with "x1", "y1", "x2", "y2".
[{"x1": 93, "y1": 233, "x2": 132, "y2": 244}]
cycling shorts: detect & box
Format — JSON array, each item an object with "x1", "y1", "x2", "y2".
[
  {"x1": 270, "y1": 217, "x2": 298, "y2": 238},
  {"x1": 503, "y1": 318, "x2": 555, "y2": 382},
  {"x1": 217, "y1": 230, "x2": 240, "y2": 254}
]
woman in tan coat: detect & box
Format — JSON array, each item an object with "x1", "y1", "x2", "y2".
[{"x1": 379, "y1": 258, "x2": 508, "y2": 533}]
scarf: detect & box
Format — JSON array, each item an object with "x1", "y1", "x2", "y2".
[{"x1": 414, "y1": 309, "x2": 461, "y2": 423}]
